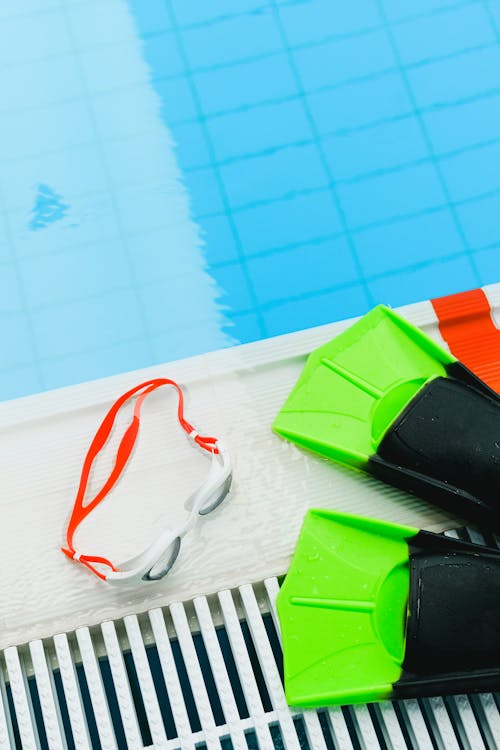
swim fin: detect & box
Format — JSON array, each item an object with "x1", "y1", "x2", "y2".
[
  {"x1": 277, "y1": 509, "x2": 500, "y2": 706},
  {"x1": 273, "y1": 304, "x2": 500, "y2": 527}
]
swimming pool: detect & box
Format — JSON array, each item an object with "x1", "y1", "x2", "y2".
[{"x1": 1, "y1": 0, "x2": 500, "y2": 400}]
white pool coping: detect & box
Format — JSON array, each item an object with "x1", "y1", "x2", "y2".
[{"x1": 1, "y1": 285, "x2": 499, "y2": 650}]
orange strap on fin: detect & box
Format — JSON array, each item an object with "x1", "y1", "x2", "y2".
[{"x1": 432, "y1": 288, "x2": 500, "y2": 393}]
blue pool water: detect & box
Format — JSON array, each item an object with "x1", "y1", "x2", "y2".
[{"x1": 1, "y1": 0, "x2": 500, "y2": 400}]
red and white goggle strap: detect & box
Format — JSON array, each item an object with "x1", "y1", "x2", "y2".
[{"x1": 61, "y1": 378, "x2": 218, "y2": 580}]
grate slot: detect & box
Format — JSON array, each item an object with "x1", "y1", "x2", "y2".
[
  {"x1": 27, "y1": 666, "x2": 50, "y2": 750},
  {"x1": 53, "y1": 634, "x2": 91, "y2": 750},
  {"x1": 194, "y1": 596, "x2": 248, "y2": 749},
  {"x1": 75, "y1": 660, "x2": 105, "y2": 749},
  {"x1": 149, "y1": 607, "x2": 196, "y2": 748},
  {"x1": 170, "y1": 601, "x2": 222, "y2": 749},
  {"x1": 29, "y1": 640, "x2": 67, "y2": 750},
  {"x1": 0, "y1": 659, "x2": 16, "y2": 748},
  {"x1": 143, "y1": 642, "x2": 178, "y2": 740},
  {"x1": 170, "y1": 632, "x2": 204, "y2": 733},
  {"x1": 239, "y1": 583, "x2": 301, "y2": 750},
  {"x1": 468, "y1": 692, "x2": 500, "y2": 750},
  {"x1": 368, "y1": 702, "x2": 406, "y2": 750},
  {"x1": 316, "y1": 711, "x2": 337, "y2": 750},
  {"x1": 124, "y1": 614, "x2": 167, "y2": 747},
  {"x1": 343, "y1": 704, "x2": 379, "y2": 750},
  {"x1": 215, "y1": 624, "x2": 249, "y2": 720},
  {"x1": 4, "y1": 677, "x2": 22, "y2": 749},
  {"x1": 4, "y1": 645, "x2": 40, "y2": 749},
  {"x1": 395, "y1": 699, "x2": 434, "y2": 750},
  {"x1": 324, "y1": 705, "x2": 355, "y2": 749},
  {"x1": 270, "y1": 722, "x2": 286, "y2": 749},
  {"x1": 240, "y1": 618, "x2": 273, "y2": 714},
  {"x1": 100, "y1": 620, "x2": 142, "y2": 748},
  {"x1": 192, "y1": 623, "x2": 226, "y2": 728},
  {"x1": 219, "y1": 588, "x2": 275, "y2": 749},
  {"x1": 75, "y1": 628, "x2": 116, "y2": 749},
  {"x1": 261, "y1": 612, "x2": 284, "y2": 686},
  {"x1": 443, "y1": 695, "x2": 487, "y2": 750},
  {"x1": 51, "y1": 669, "x2": 76, "y2": 750},
  {"x1": 293, "y1": 715, "x2": 312, "y2": 750},
  {"x1": 96, "y1": 656, "x2": 129, "y2": 749},
  {"x1": 418, "y1": 696, "x2": 460, "y2": 750}
]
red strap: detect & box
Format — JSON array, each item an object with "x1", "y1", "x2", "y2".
[
  {"x1": 432, "y1": 288, "x2": 500, "y2": 393},
  {"x1": 61, "y1": 378, "x2": 217, "y2": 580}
]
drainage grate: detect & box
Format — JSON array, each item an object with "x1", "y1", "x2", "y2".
[{"x1": 1, "y1": 545, "x2": 500, "y2": 749}]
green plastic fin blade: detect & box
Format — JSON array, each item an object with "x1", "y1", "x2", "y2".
[
  {"x1": 273, "y1": 305, "x2": 455, "y2": 465},
  {"x1": 277, "y1": 509, "x2": 419, "y2": 707}
]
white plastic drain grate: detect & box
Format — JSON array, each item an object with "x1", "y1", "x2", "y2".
[{"x1": 1, "y1": 535, "x2": 500, "y2": 750}]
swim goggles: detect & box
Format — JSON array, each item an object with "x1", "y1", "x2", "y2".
[{"x1": 61, "y1": 378, "x2": 232, "y2": 585}]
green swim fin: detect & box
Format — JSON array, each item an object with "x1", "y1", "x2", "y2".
[
  {"x1": 273, "y1": 305, "x2": 500, "y2": 527},
  {"x1": 278, "y1": 509, "x2": 500, "y2": 706}
]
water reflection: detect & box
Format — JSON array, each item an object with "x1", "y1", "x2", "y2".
[{"x1": 0, "y1": 0, "x2": 231, "y2": 400}]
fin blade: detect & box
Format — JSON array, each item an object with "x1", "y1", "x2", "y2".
[
  {"x1": 274, "y1": 306, "x2": 451, "y2": 464},
  {"x1": 278, "y1": 510, "x2": 416, "y2": 706}
]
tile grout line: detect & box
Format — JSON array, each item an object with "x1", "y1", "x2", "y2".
[
  {"x1": 165, "y1": 0, "x2": 269, "y2": 339},
  {"x1": 270, "y1": 0, "x2": 375, "y2": 308},
  {"x1": 199, "y1": 181, "x2": 500, "y2": 239},
  {"x1": 59, "y1": 4, "x2": 157, "y2": 365},
  {"x1": 0, "y1": 201, "x2": 46, "y2": 391},
  {"x1": 5, "y1": 121, "x2": 500, "y2": 221},
  {"x1": 4, "y1": 32, "x2": 494, "y2": 131},
  {"x1": 3, "y1": 75, "x2": 500, "y2": 173},
  {"x1": 2, "y1": 176, "x2": 500, "y2": 277},
  {"x1": 0, "y1": 0, "x2": 483, "y2": 76},
  {"x1": 185, "y1": 128, "x2": 500, "y2": 187},
  {"x1": 375, "y1": 0, "x2": 483, "y2": 287}
]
